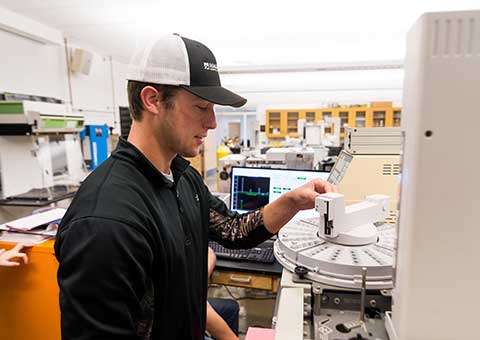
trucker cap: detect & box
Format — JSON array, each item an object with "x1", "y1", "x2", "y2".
[{"x1": 127, "y1": 34, "x2": 247, "y2": 108}]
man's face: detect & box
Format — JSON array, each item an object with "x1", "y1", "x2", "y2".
[{"x1": 157, "y1": 89, "x2": 217, "y2": 158}]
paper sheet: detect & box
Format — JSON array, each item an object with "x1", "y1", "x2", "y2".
[
  {"x1": 245, "y1": 327, "x2": 275, "y2": 340},
  {"x1": 4, "y1": 208, "x2": 66, "y2": 231},
  {"x1": 0, "y1": 231, "x2": 50, "y2": 244}
]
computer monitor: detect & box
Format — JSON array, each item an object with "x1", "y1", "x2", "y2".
[{"x1": 229, "y1": 167, "x2": 330, "y2": 213}]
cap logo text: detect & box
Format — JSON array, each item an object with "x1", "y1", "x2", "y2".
[{"x1": 203, "y1": 62, "x2": 218, "y2": 72}]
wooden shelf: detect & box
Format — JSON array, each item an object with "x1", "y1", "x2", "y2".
[{"x1": 265, "y1": 105, "x2": 401, "y2": 138}]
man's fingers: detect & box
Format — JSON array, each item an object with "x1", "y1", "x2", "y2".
[
  {"x1": 2, "y1": 260, "x2": 20, "y2": 267},
  {"x1": 12, "y1": 243, "x2": 25, "y2": 252},
  {"x1": 17, "y1": 253, "x2": 28, "y2": 264},
  {"x1": 324, "y1": 181, "x2": 338, "y2": 193},
  {"x1": 9, "y1": 250, "x2": 29, "y2": 264},
  {"x1": 313, "y1": 179, "x2": 336, "y2": 194}
]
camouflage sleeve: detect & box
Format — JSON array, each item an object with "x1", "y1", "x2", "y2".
[{"x1": 207, "y1": 193, "x2": 274, "y2": 249}]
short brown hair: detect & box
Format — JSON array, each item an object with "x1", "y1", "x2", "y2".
[{"x1": 127, "y1": 80, "x2": 180, "y2": 121}]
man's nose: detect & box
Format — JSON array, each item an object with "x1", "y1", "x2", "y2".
[{"x1": 205, "y1": 106, "x2": 217, "y2": 130}]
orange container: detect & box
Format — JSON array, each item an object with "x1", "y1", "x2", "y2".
[{"x1": 0, "y1": 240, "x2": 60, "y2": 340}]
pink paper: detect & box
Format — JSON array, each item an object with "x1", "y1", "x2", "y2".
[{"x1": 245, "y1": 327, "x2": 275, "y2": 340}]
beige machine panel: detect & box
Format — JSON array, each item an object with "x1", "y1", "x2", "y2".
[{"x1": 338, "y1": 154, "x2": 400, "y2": 223}]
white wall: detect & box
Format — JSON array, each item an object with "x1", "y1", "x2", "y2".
[
  {"x1": 0, "y1": 29, "x2": 67, "y2": 100},
  {"x1": 214, "y1": 113, "x2": 258, "y2": 148},
  {"x1": 112, "y1": 60, "x2": 129, "y2": 108},
  {"x1": 112, "y1": 59, "x2": 129, "y2": 133},
  {"x1": 67, "y1": 39, "x2": 129, "y2": 133},
  {"x1": 0, "y1": 5, "x2": 129, "y2": 135},
  {"x1": 221, "y1": 68, "x2": 404, "y2": 109}
]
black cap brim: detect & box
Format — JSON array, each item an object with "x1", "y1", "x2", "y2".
[{"x1": 181, "y1": 85, "x2": 247, "y2": 108}]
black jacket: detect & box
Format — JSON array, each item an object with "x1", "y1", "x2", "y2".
[{"x1": 55, "y1": 138, "x2": 273, "y2": 340}]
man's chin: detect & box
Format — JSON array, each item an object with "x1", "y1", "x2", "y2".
[{"x1": 180, "y1": 148, "x2": 200, "y2": 158}]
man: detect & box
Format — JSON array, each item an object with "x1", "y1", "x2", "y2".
[{"x1": 55, "y1": 34, "x2": 335, "y2": 340}]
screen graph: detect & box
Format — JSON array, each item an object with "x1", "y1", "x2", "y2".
[
  {"x1": 231, "y1": 175, "x2": 270, "y2": 212},
  {"x1": 229, "y1": 167, "x2": 330, "y2": 214}
]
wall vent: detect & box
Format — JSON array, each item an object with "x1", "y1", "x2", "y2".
[
  {"x1": 432, "y1": 16, "x2": 477, "y2": 57},
  {"x1": 384, "y1": 210, "x2": 398, "y2": 224},
  {"x1": 383, "y1": 163, "x2": 401, "y2": 176}
]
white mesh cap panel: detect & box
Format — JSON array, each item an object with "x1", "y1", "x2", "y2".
[{"x1": 127, "y1": 34, "x2": 190, "y2": 85}]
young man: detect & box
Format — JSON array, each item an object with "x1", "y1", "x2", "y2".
[{"x1": 55, "y1": 34, "x2": 336, "y2": 340}]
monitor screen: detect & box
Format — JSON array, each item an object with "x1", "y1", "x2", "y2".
[{"x1": 230, "y1": 167, "x2": 330, "y2": 213}]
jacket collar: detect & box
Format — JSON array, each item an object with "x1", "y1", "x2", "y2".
[{"x1": 112, "y1": 137, "x2": 190, "y2": 186}]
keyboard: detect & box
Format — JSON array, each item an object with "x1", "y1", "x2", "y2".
[{"x1": 209, "y1": 240, "x2": 276, "y2": 264}]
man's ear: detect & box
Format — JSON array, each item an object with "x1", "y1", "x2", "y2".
[{"x1": 140, "y1": 86, "x2": 162, "y2": 115}]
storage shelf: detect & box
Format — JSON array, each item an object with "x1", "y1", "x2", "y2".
[{"x1": 265, "y1": 105, "x2": 401, "y2": 138}]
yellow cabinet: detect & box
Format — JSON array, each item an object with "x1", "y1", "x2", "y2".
[
  {"x1": 286, "y1": 111, "x2": 300, "y2": 137},
  {"x1": 302, "y1": 110, "x2": 317, "y2": 123},
  {"x1": 266, "y1": 111, "x2": 283, "y2": 137},
  {"x1": 392, "y1": 108, "x2": 402, "y2": 127},
  {"x1": 265, "y1": 104, "x2": 401, "y2": 139},
  {"x1": 367, "y1": 102, "x2": 401, "y2": 128},
  {"x1": 370, "y1": 108, "x2": 388, "y2": 127},
  {"x1": 265, "y1": 110, "x2": 302, "y2": 138},
  {"x1": 320, "y1": 109, "x2": 334, "y2": 134},
  {"x1": 337, "y1": 109, "x2": 350, "y2": 135},
  {"x1": 352, "y1": 108, "x2": 367, "y2": 128}
]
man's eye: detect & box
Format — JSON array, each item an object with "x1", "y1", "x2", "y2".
[{"x1": 197, "y1": 105, "x2": 207, "y2": 110}]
